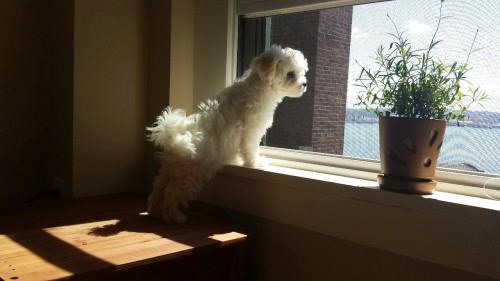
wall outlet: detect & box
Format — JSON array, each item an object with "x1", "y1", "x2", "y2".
[{"x1": 52, "y1": 177, "x2": 66, "y2": 198}]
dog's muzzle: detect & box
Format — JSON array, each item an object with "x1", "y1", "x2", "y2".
[{"x1": 301, "y1": 82, "x2": 308, "y2": 92}]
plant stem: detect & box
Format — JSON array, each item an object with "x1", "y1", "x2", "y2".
[
  {"x1": 465, "y1": 28, "x2": 479, "y2": 65},
  {"x1": 429, "y1": 0, "x2": 444, "y2": 49}
]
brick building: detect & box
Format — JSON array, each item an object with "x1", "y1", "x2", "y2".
[{"x1": 266, "y1": 7, "x2": 353, "y2": 154}]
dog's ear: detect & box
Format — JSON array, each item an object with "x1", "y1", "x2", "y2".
[{"x1": 250, "y1": 47, "x2": 283, "y2": 83}]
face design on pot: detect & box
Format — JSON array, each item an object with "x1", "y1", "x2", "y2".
[
  {"x1": 387, "y1": 127, "x2": 443, "y2": 168},
  {"x1": 379, "y1": 118, "x2": 446, "y2": 180}
]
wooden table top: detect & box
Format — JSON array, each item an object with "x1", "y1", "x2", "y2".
[{"x1": 0, "y1": 193, "x2": 247, "y2": 281}]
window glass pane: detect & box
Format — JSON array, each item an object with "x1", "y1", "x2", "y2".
[{"x1": 239, "y1": 0, "x2": 500, "y2": 175}]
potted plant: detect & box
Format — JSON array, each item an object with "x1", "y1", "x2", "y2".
[{"x1": 355, "y1": 0, "x2": 487, "y2": 194}]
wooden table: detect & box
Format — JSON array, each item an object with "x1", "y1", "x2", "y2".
[{"x1": 0, "y1": 193, "x2": 248, "y2": 281}]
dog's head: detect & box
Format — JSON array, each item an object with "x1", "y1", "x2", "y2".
[{"x1": 250, "y1": 45, "x2": 308, "y2": 98}]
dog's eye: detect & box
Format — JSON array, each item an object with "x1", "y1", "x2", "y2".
[{"x1": 286, "y1": 71, "x2": 295, "y2": 79}]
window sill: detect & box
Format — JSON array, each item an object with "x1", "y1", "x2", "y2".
[
  {"x1": 222, "y1": 163, "x2": 500, "y2": 212},
  {"x1": 200, "y1": 163, "x2": 500, "y2": 280}
]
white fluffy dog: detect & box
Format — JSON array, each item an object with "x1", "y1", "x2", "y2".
[{"x1": 147, "y1": 45, "x2": 308, "y2": 223}]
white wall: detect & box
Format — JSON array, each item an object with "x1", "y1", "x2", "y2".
[
  {"x1": 0, "y1": 1, "x2": 74, "y2": 205},
  {"x1": 193, "y1": 0, "x2": 234, "y2": 106},
  {"x1": 170, "y1": 0, "x2": 195, "y2": 113},
  {"x1": 169, "y1": 0, "x2": 235, "y2": 111},
  {"x1": 73, "y1": 0, "x2": 149, "y2": 197}
]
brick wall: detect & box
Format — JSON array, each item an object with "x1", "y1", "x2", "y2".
[
  {"x1": 266, "y1": 11, "x2": 319, "y2": 150},
  {"x1": 267, "y1": 7, "x2": 352, "y2": 154},
  {"x1": 312, "y1": 7, "x2": 352, "y2": 154}
]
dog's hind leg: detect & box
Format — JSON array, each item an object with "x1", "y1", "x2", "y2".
[
  {"x1": 160, "y1": 175, "x2": 204, "y2": 224},
  {"x1": 147, "y1": 174, "x2": 169, "y2": 220}
]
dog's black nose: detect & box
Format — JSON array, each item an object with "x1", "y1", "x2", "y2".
[{"x1": 302, "y1": 82, "x2": 307, "y2": 87}]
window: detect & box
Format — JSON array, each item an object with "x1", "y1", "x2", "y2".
[{"x1": 237, "y1": 0, "x2": 500, "y2": 187}]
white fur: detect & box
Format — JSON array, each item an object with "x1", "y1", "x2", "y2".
[{"x1": 147, "y1": 45, "x2": 308, "y2": 223}]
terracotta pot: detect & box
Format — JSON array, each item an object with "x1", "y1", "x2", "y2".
[{"x1": 377, "y1": 116, "x2": 446, "y2": 194}]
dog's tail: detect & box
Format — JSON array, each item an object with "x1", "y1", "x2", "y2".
[{"x1": 146, "y1": 107, "x2": 200, "y2": 158}]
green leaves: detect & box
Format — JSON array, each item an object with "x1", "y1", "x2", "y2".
[{"x1": 355, "y1": 3, "x2": 487, "y2": 124}]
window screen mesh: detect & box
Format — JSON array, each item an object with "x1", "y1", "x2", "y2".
[{"x1": 239, "y1": 0, "x2": 500, "y2": 175}]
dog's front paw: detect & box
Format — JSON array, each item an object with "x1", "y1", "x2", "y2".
[
  {"x1": 244, "y1": 156, "x2": 269, "y2": 168},
  {"x1": 229, "y1": 155, "x2": 244, "y2": 166},
  {"x1": 256, "y1": 156, "x2": 269, "y2": 167}
]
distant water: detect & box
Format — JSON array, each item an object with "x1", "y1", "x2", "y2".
[{"x1": 343, "y1": 123, "x2": 500, "y2": 174}]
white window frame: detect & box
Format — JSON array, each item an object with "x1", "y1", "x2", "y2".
[
  {"x1": 259, "y1": 146, "x2": 500, "y2": 199},
  {"x1": 237, "y1": 0, "x2": 385, "y2": 18}
]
